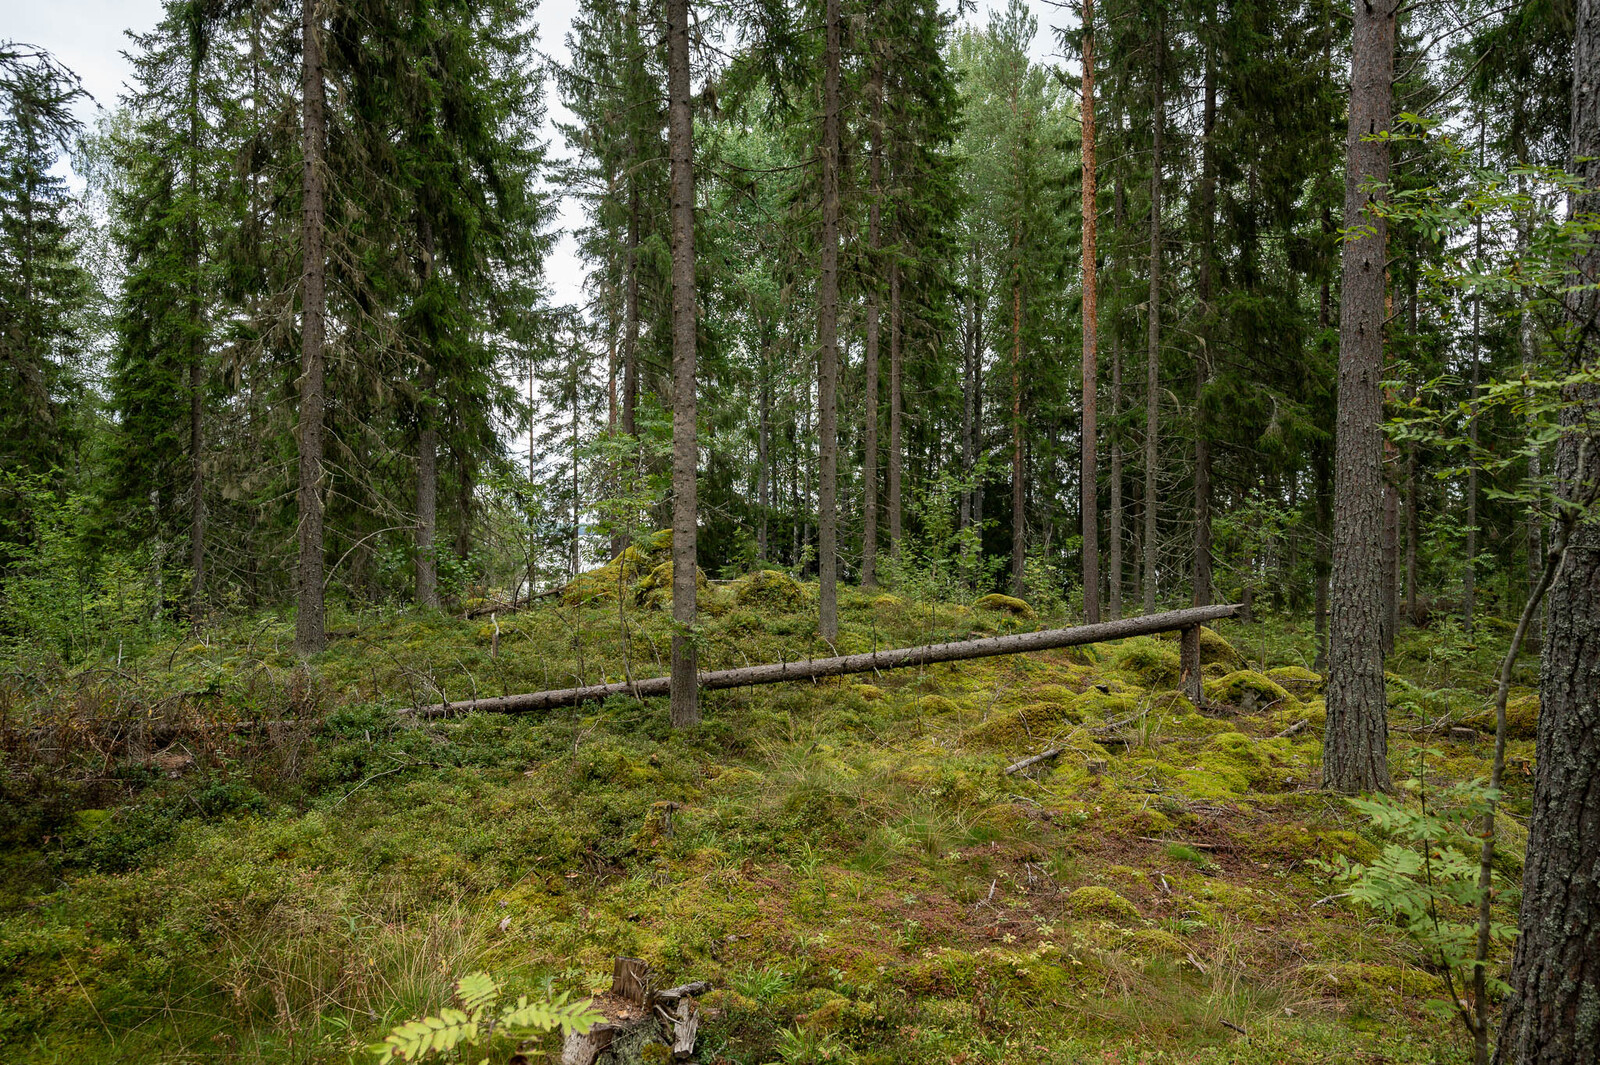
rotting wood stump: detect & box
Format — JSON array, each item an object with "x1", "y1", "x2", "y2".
[
  {"x1": 559, "y1": 957, "x2": 707, "y2": 1065},
  {"x1": 416, "y1": 603, "x2": 1241, "y2": 717}
]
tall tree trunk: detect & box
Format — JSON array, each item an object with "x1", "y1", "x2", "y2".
[
  {"x1": 1079, "y1": 0, "x2": 1100, "y2": 623},
  {"x1": 817, "y1": 0, "x2": 842, "y2": 641},
  {"x1": 294, "y1": 0, "x2": 327, "y2": 656},
  {"x1": 888, "y1": 259, "x2": 904, "y2": 561},
  {"x1": 1324, "y1": 0, "x2": 1395, "y2": 794},
  {"x1": 1193, "y1": 25, "x2": 1215, "y2": 609},
  {"x1": 666, "y1": 0, "x2": 699, "y2": 726},
  {"x1": 1495, "y1": 5, "x2": 1600, "y2": 1055},
  {"x1": 862, "y1": 59, "x2": 883, "y2": 588},
  {"x1": 1011, "y1": 244, "x2": 1026, "y2": 597},
  {"x1": 1142, "y1": 21, "x2": 1164, "y2": 616}
]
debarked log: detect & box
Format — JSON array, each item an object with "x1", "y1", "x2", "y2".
[{"x1": 413, "y1": 604, "x2": 1241, "y2": 717}]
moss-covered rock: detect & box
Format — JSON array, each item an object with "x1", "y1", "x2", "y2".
[
  {"x1": 732, "y1": 568, "x2": 808, "y2": 611},
  {"x1": 963, "y1": 698, "x2": 1080, "y2": 746},
  {"x1": 1116, "y1": 640, "x2": 1181, "y2": 688},
  {"x1": 1204, "y1": 669, "x2": 1293, "y2": 712},
  {"x1": 870, "y1": 594, "x2": 905, "y2": 611},
  {"x1": 1164, "y1": 626, "x2": 1244, "y2": 669},
  {"x1": 1306, "y1": 962, "x2": 1440, "y2": 1011},
  {"x1": 1266, "y1": 665, "x2": 1323, "y2": 696},
  {"x1": 974, "y1": 593, "x2": 1035, "y2": 618},
  {"x1": 1065, "y1": 885, "x2": 1140, "y2": 923},
  {"x1": 1127, "y1": 928, "x2": 1188, "y2": 957},
  {"x1": 637, "y1": 561, "x2": 708, "y2": 609},
  {"x1": 1465, "y1": 692, "x2": 1539, "y2": 740}
]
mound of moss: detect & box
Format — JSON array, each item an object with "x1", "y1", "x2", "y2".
[
  {"x1": 1465, "y1": 692, "x2": 1540, "y2": 740},
  {"x1": 636, "y1": 560, "x2": 708, "y2": 609},
  {"x1": 1115, "y1": 640, "x2": 1181, "y2": 688},
  {"x1": 964, "y1": 698, "x2": 1080, "y2": 746},
  {"x1": 1266, "y1": 664, "x2": 1323, "y2": 696},
  {"x1": 1204, "y1": 669, "x2": 1293, "y2": 711},
  {"x1": 1065, "y1": 885, "x2": 1140, "y2": 923},
  {"x1": 732, "y1": 569, "x2": 808, "y2": 611},
  {"x1": 973, "y1": 593, "x2": 1035, "y2": 618}
]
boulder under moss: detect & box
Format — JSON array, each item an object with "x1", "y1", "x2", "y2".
[
  {"x1": 732, "y1": 568, "x2": 808, "y2": 611},
  {"x1": 1465, "y1": 692, "x2": 1540, "y2": 740},
  {"x1": 1204, "y1": 669, "x2": 1293, "y2": 712},
  {"x1": 974, "y1": 593, "x2": 1036, "y2": 618},
  {"x1": 637, "y1": 560, "x2": 708, "y2": 609},
  {"x1": 1116, "y1": 640, "x2": 1181, "y2": 688},
  {"x1": 1266, "y1": 665, "x2": 1324, "y2": 696},
  {"x1": 1065, "y1": 885, "x2": 1141, "y2": 923}
]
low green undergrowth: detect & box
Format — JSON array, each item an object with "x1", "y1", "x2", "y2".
[{"x1": 0, "y1": 584, "x2": 1529, "y2": 1063}]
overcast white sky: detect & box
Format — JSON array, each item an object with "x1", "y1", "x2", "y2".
[{"x1": 8, "y1": 0, "x2": 1066, "y2": 310}]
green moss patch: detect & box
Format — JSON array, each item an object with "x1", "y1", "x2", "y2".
[
  {"x1": 973, "y1": 593, "x2": 1035, "y2": 618},
  {"x1": 1205, "y1": 669, "x2": 1294, "y2": 712},
  {"x1": 733, "y1": 569, "x2": 808, "y2": 611}
]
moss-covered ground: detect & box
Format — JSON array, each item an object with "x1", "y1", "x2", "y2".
[{"x1": 0, "y1": 570, "x2": 1537, "y2": 1063}]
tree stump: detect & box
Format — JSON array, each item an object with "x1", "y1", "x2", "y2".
[{"x1": 558, "y1": 959, "x2": 705, "y2": 1065}]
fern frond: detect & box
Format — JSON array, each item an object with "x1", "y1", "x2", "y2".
[
  {"x1": 499, "y1": 991, "x2": 604, "y2": 1036},
  {"x1": 455, "y1": 971, "x2": 499, "y2": 1015},
  {"x1": 376, "y1": 1007, "x2": 481, "y2": 1062}
]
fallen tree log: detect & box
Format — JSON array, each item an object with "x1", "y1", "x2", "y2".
[{"x1": 413, "y1": 603, "x2": 1241, "y2": 717}]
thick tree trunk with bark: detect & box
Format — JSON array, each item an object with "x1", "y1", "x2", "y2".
[
  {"x1": 1079, "y1": 0, "x2": 1100, "y2": 623},
  {"x1": 1143, "y1": 22, "x2": 1164, "y2": 616},
  {"x1": 294, "y1": 0, "x2": 327, "y2": 656},
  {"x1": 666, "y1": 0, "x2": 699, "y2": 726},
  {"x1": 1496, "y1": 4, "x2": 1600, "y2": 1055},
  {"x1": 1324, "y1": 0, "x2": 1395, "y2": 793},
  {"x1": 862, "y1": 60, "x2": 883, "y2": 588},
  {"x1": 817, "y1": 0, "x2": 842, "y2": 642}
]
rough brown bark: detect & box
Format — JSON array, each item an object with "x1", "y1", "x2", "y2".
[
  {"x1": 1324, "y1": 0, "x2": 1395, "y2": 794},
  {"x1": 817, "y1": 0, "x2": 842, "y2": 642},
  {"x1": 666, "y1": 0, "x2": 699, "y2": 727},
  {"x1": 419, "y1": 604, "x2": 1243, "y2": 716},
  {"x1": 294, "y1": 0, "x2": 327, "y2": 656},
  {"x1": 1079, "y1": 0, "x2": 1100, "y2": 624},
  {"x1": 1495, "y1": 3, "x2": 1600, "y2": 1055},
  {"x1": 1142, "y1": 20, "x2": 1164, "y2": 617},
  {"x1": 862, "y1": 58, "x2": 883, "y2": 588}
]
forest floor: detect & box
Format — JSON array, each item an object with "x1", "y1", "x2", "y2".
[{"x1": 0, "y1": 548, "x2": 1538, "y2": 1063}]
